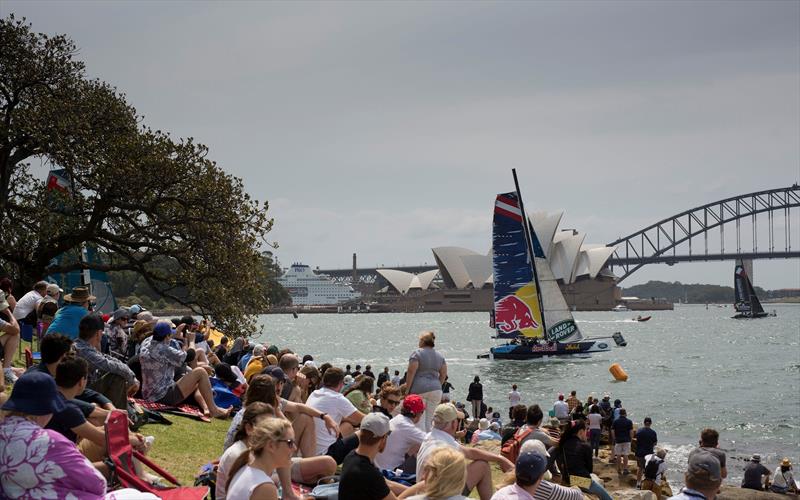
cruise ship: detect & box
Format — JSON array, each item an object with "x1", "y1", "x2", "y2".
[{"x1": 277, "y1": 263, "x2": 361, "y2": 306}]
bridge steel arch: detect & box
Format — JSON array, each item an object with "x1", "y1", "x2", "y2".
[{"x1": 607, "y1": 185, "x2": 800, "y2": 283}]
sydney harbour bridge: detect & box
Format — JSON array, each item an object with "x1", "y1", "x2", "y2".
[{"x1": 319, "y1": 184, "x2": 800, "y2": 286}]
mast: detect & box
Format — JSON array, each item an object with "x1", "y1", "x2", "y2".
[{"x1": 512, "y1": 168, "x2": 548, "y2": 336}]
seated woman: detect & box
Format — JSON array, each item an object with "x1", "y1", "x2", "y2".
[
  {"x1": 222, "y1": 375, "x2": 336, "y2": 498},
  {"x1": 554, "y1": 419, "x2": 613, "y2": 500},
  {"x1": 344, "y1": 375, "x2": 374, "y2": 414},
  {"x1": 0, "y1": 371, "x2": 107, "y2": 499},
  {"x1": 225, "y1": 417, "x2": 295, "y2": 500},
  {"x1": 224, "y1": 373, "x2": 338, "y2": 454},
  {"x1": 405, "y1": 446, "x2": 468, "y2": 500},
  {"x1": 217, "y1": 402, "x2": 276, "y2": 499}
]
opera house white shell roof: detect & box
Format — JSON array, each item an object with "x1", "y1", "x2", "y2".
[{"x1": 378, "y1": 211, "x2": 616, "y2": 293}]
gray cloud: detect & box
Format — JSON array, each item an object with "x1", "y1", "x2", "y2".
[{"x1": 5, "y1": 0, "x2": 799, "y2": 287}]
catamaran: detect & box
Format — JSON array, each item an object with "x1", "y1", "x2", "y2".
[
  {"x1": 733, "y1": 260, "x2": 775, "y2": 319},
  {"x1": 478, "y1": 170, "x2": 626, "y2": 360}
]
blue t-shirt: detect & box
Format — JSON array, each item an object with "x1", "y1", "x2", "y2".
[
  {"x1": 635, "y1": 427, "x2": 658, "y2": 457},
  {"x1": 612, "y1": 417, "x2": 634, "y2": 443},
  {"x1": 46, "y1": 304, "x2": 89, "y2": 339}
]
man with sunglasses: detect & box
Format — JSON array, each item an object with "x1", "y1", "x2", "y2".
[{"x1": 375, "y1": 394, "x2": 427, "y2": 472}]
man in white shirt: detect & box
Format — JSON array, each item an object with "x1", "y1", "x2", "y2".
[
  {"x1": 305, "y1": 366, "x2": 364, "y2": 456},
  {"x1": 12, "y1": 280, "x2": 48, "y2": 323},
  {"x1": 552, "y1": 393, "x2": 569, "y2": 422},
  {"x1": 417, "y1": 403, "x2": 513, "y2": 500},
  {"x1": 375, "y1": 394, "x2": 426, "y2": 471},
  {"x1": 508, "y1": 384, "x2": 521, "y2": 419}
]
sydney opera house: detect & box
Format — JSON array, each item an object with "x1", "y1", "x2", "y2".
[{"x1": 374, "y1": 211, "x2": 621, "y2": 311}]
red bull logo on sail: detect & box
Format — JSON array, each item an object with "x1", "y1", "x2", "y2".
[{"x1": 495, "y1": 295, "x2": 539, "y2": 334}]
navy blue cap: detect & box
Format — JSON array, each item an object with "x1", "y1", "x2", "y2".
[
  {"x1": 2, "y1": 372, "x2": 66, "y2": 416},
  {"x1": 261, "y1": 365, "x2": 288, "y2": 382},
  {"x1": 516, "y1": 451, "x2": 547, "y2": 484},
  {"x1": 152, "y1": 321, "x2": 173, "y2": 341}
]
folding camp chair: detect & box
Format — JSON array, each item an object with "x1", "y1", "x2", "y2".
[{"x1": 104, "y1": 410, "x2": 209, "y2": 499}]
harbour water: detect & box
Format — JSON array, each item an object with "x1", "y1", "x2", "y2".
[{"x1": 256, "y1": 303, "x2": 799, "y2": 486}]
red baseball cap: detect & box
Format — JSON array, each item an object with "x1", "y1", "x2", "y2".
[{"x1": 402, "y1": 394, "x2": 425, "y2": 415}]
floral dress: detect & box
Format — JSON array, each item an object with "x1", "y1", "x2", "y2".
[{"x1": 0, "y1": 415, "x2": 107, "y2": 499}]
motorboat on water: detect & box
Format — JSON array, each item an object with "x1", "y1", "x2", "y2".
[
  {"x1": 635, "y1": 315, "x2": 651, "y2": 322},
  {"x1": 477, "y1": 170, "x2": 626, "y2": 361}
]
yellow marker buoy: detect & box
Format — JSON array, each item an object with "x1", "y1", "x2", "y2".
[{"x1": 609, "y1": 363, "x2": 628, "y2": 382}]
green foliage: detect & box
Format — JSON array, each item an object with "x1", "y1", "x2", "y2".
[
  {"x1": 622, "y1": 280, "x2": 798, "y2": 303},
  {"x1": 0, "y1": 16, "x2": 282, "y2": 336}
]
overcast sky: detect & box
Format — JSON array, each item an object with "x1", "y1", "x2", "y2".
[{"x1": 5, "y1": 1, "x2": 800, "y2": 288}]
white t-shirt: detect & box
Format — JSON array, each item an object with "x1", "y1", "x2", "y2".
[
  {"x1": 306, "y1": 387, "x2": 358, "y2": 455},
  {"x1": 216, "y1": 440, "x2": 247, "y2": 499},
  {"x1": 772, "y1": 467, "x2": 796, "y2": 489},
  {"x1": 587, "y1": 413, "x2": 603, "y2": 430},
  {"x1": 416, "y1": 428, "x2": 461, "y2": 478},
  {"x1": 226, "y1": 464, "x2": 274, "y2": 500},
  {"x1": 375, "y1": 414, "x2": 427, "y2": 471},
  {"x1": 508, "y1": 390, "x2": 521, "y2": 406},
  {"x1": 12, "y1": 290, "x2": 43, "y2": 320},
  {"x1": 553, "y1": 400, "x2": 569, "y2": 419}
]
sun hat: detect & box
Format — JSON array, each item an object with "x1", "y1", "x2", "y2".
[
  {"x1": 46, "y1": 283, "x2": 63, "y2": 296},
  {"x1": 2, "y1": 371, "x2": 66, "y2": 415},
  {"x1": 266, "y1": 354, "x2": 278, "y2": 366},
  {"x1": 63, "y1": 286, "x2": 96, "y2": 304},
  {"x1": 516, "y1": 451, "x2": 548, "y2": 484},
  {"x1": 137, "y1": 311, "x2": 156, "y2": 323},
  {"x1": 782, "y1": 458, "x2": 792, "y2": 467},
  {"x1": 688, "y1": 451, "x2": 721, "y2": 481},
  {"x1": 479, "y1": 418, "x2": 490, "y2": 430},
  {"x1": 261, "y1": 365, "x2": 288, "y2": 382},
  {"x1": 433, "y1": 403, "x2": 459, "y2": 425},
  {"x1": 361, "y1": 412, "x2": 391, "y2": 437},
  {"x1": 0, "y1": 290, "x2": 9, "y2": 312},
  {"x1": 520, "y1": 438, "x2": 550, "y2": 458},
  {"x1": 751, "y1": 454, "x2": 761, "y2": 462},
  {"x1": 402, "y1": 394, "x2": 425, "y2": 415},
  {"x1": 152, "y1": 321, "x2": 174, "y2": 341}
]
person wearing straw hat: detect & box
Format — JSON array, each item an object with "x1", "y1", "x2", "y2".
[
  {"x1": 0, "y1": 371, "x2": 108, "y2": 499},
  {"x1": 771, "y1": 458, "x2": 798, "y2": 495},
  {"x1": 0, "y1": 289, "x2": 21, "y2": 387},
  {"x1": 47, "y1": 286, "x2": 95, "y2": 340}
]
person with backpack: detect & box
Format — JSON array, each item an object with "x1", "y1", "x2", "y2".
[{"x1": 641, "y1": 448, "x2": 668, "y2": 499}]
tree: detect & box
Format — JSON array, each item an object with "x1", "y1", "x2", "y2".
[{"x1": 0, "y1": 16, "x2": 279, "y2": 336}]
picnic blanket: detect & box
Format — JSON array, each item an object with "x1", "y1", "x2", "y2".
[{"x1": 129, "y1": 398, "x2": 211, "y2": 422}]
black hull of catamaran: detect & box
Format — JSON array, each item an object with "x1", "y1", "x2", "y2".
[{"x1": 479, "y1": 340, "x2": 612, "y2": 360}]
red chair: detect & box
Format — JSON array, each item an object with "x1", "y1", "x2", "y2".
[{"x1": 104, "y1": 410, "x2": 208, "y2": 499}]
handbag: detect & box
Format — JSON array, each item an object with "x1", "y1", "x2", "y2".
[{"x1": 310, "y1": 475, "x2": 340, "y2": 500}]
